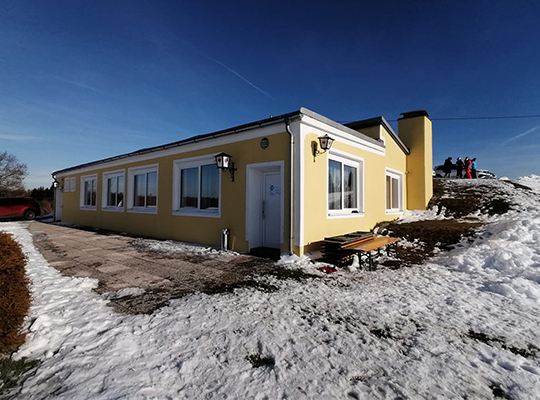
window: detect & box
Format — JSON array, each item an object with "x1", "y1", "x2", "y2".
[
  {"x1": 173, "y1": 156, "x2": 220, "y2": 216},
  {"x1": 80, "y1": 174, "x2": 97, "y2": 210},
  {"x1": 127, "y1": 165, "x2": 158, "y2": 213},
  {"x1": 328, "y1": 153, "x2": 363, "y2": 216},
  {"x1": 386, "y1": 169, "x2": 403, "y2": 213},
  {"x1": 102, "y1": 170, "x2": 125, "y2": 211},
  {"x1": 64, "y1": 177, "x2": 76, "y2": 192}
]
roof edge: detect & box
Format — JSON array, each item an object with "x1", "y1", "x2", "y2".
[
  {"x1": 345, "y1": 116, "x2": 410, "y2": 155},
  {"x1": 52, "y1": 109, "x2": 304, "y2": 176}
]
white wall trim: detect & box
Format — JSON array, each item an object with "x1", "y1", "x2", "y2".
[
  {"x1": 385, "y1": 167, "x2": 404, "y2": 214},
  {"x1": 79, "y1": 173, "x2": 97, "y2": 211},
  {"x1": 301, "y1": 115, "x2": 385, "y2": 156},
  {"x1": 326, "y1": 150, "x2": 364, "y2": 218},
  {"x1": 127, "y1": 164, "x2": 159, "y2": 214},
  {"x1": 245, "y1": 161, "x2": 284, "y2": 250},
  {"x1": 101, "y1": 169, "x2": 125, "y2": 212},
  {"x1": 172, "y1": 155, "x2": 221, "y2": 218}
]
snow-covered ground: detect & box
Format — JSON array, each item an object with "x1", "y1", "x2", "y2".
[{"x1": 2, "y1": 177, "x2": 540, "y2": 399}]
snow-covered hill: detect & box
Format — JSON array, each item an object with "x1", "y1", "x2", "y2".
[{"x1": 2, "y1": 177, "x2": 540, "y2": 399}]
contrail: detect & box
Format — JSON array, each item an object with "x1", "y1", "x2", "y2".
[
  {"x1": 502, "y1": 126, "x2": 540, "y2": 145},
  {"x1": 208, "y1": 57, "x2": 272, "y2": 98},
  {"x1": 183, "y1": 41, "x2": 272, "y2": 98},
  {"x1": 0, "y1": 133, "x2": 38, "y2": 141},
  {"x1": 53, "y1": 76, "x2": 101, "y2": 93}
]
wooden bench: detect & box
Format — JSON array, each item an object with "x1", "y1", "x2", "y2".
[
  {"x1": 322, "y1": 232, "x2": 375, "y2": 265},
  {"x1": 322, "y1": 232, "x2": 400, "y2": 269},
  {"x1": 347, "y1": 236, "x2": 401, "y2": 270}
]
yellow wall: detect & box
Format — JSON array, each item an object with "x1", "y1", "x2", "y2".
[
  {"x1": 59, "y1": 116, "x2": 432, "y2": 257},
  {"x1": 398, "y1": 116, "x2": 433, "y2": 209},
  {"x1": 59, "y1": 132, "x2": 291, "y2": 253},
  {"x1": 300, "y1": 127, "x2": 408, "y2": 254}
]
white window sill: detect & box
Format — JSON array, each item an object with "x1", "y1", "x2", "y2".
[
  {"x1": 327, "y1": 211, "x2": 365, "y2": 219},
  {"x1": 102, "y1": 207, "x2": 125, "y2": 212},
  {"x1": 173, "y1": 209, "x2": 221, "y2": 218},
  {"x1": 128, "y1": 207, "x2": 158, "y2": 214},
  {"x1": 386, "y1": 209, "x2": 404, "y2": 215},
  {"x1": 79, "y1": 206, "x2": 96, "y2": 211}
]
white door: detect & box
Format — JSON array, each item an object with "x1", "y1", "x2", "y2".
[
  {"x1": 262, "y1": 171, "x2": 281, "y2": 248},
  {"x1": 54, "y1": 187, "x2": 63, "y2": 221}
]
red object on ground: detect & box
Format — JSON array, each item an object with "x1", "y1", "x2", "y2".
[{"x1": 320, "y1": 266, "x2": 337, "y2": 273}]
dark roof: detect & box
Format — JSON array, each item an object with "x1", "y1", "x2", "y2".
[
  {"x1": 52, "y1": 107, "x2": 385, "y2": 176},
  {"x1": 399, "y1": 110, "x2": 429, "y2": 119},
  {"x1": 345, "y1": 116, "x2": 410, "y2": 155}
]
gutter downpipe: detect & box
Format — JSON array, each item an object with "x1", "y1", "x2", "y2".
[{"x1": 285, "y1": 118, "x2": 295, "y2": 255}]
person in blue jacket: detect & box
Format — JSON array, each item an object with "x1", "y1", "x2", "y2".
[{"x1": 471, "y1": 158, "x2": 477, "y2": 179}]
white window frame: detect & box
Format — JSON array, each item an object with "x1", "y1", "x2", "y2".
[
  {"x1": 102, "y1": 169, "x2": 125, "y2": 212},
  {"x1": 385, "y1": 168, "x2": 404, "y2": 214},
  {"x1": 127, "y1": 164, "x2": 159, "y2": 214},
  {"x1": 64, "y1": 177, "x2": 71, "y2": 192},
  {"x1": 80, "y1": 174, "x2": 97, "y2": 210},
  {"x1": 64, "y1": 177, "x2": 76, "y2": 192},
  {"x1": 172, "y1": 155, "x2": 221, "y2": 218},
  {"x1": 327, "y1": 151, "x2": 364, "y2": 218}
]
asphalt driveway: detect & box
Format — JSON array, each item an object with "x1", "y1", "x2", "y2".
[{"x1": 27, "y1": 221, "x2": 277, "y2": 314}]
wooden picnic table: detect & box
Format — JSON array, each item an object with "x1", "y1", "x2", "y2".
[{"x1": 348, "y1": 236, "x2": 401, "y2": 270}]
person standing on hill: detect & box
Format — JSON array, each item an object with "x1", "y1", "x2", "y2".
[
  {"x1": 455, "y1": 157, "x2": 464, "y2": 178},
  {"x1": 443, "y1": 157, "x2": 453, "y2": 178},
  {"x1": 464, "y1": 157, "x2": 472, "y2": 179},
  {"x1": 471, "y1": 158, "x2": 477, "y2": 179}
]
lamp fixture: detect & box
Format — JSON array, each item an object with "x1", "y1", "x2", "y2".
[
  {"x1": 313, "y1": 134, "x2": 335, "y2": 157},
  {"x1": 214, "y1": 152, "x2": 237, "y2": 182},
  {"x1": 318, "y1": 134, "x2": 334, "y2": 151}
]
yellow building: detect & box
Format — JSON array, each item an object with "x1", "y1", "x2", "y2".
[{"x1": 52, "y1": 108, "x2": 432, "y2": 256}]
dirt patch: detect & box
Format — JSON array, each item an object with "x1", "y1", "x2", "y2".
[
  {"x1": 375, "y1": 179, "x2": 518, "y2": 267},
  {"x1": 429, "y1": 179, "x2": 514, "y2": 218}
]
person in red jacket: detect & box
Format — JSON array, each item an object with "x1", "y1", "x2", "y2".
[{"x1": 464, "y1": 157, "x2": 472, "y2": 179}]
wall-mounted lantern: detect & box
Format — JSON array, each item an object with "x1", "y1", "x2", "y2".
[
  {"x1": 53, "y1": 177, "x2": 60, "y2": 189},
  {"x1": 214, "y1": 152, "x2": 237, "y2": 182},
  {"x1": 313, "y1": 134, "x2": 335, "y2": 157}
]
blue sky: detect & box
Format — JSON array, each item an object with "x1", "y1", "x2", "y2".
[{"x1": 1, "y1": 0, "x2": 539, "y2": 188}]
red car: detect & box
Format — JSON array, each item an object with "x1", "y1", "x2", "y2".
[{"x1": 0, "y1": 198, "x2": 41, "y2": 220}]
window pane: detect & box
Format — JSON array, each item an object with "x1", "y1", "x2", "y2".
[
  {"x1": 181, "y1": 168, "x2": 198, "y2": 208},
  {"x1": 200, "y1": 164, "x2": 219, "y2": 209},
  {"x1": 328, "y1": 160, "x2": 342, "y2": 210},
  {"x1": 134, "y1": 174, "x2": 146, "y2": 207},
  {"x1": 85, "y1": 181, "x2": 91, "y2": 206},
  {"x1": 107, "y1": 177, "x2": 117, "y2": 207},
  {"x1": 344, "y1": 165, "x2": 357, "y2": 209},
  {"x1": 386, "y1": 176, "x2": 392, "y2": 209},
  {"x1": 117, "y1": 176, "x2": 124, "y2": 207},
  {"x1": 146, "y1": 172, "x2": 157, "y2": 207},
  {"x1": 91, "y1": 179, "x2": 96, "y2": 206},
  {"x1": 392, "y1": 177, "x2": 399, "y2": 209}
]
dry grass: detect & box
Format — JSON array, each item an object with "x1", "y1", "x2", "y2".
[{"x1": 0, "y1": 233, "x2": 31, "y2": 356}]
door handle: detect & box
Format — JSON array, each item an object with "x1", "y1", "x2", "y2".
[{"x1": 262, "y1": 201, "x2": 265, "y2": 220}]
